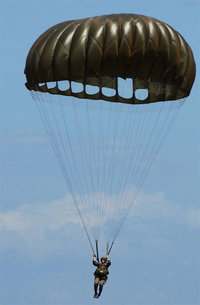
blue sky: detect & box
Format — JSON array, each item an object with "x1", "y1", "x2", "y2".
[{"x1": 1, "y1": 1, "x2": 200, "y2": 304}]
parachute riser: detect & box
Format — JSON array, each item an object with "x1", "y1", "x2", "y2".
[
  {"x1": 95, "y1": 240, "x2": 100, "y2": 262},
  {"x1": 107, "y1": 241, "x2": 114, "y2": 255}
]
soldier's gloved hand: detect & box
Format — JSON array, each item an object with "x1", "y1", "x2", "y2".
[{"x1": 93, "y1": 252, "x2": 96, "y2": 257}]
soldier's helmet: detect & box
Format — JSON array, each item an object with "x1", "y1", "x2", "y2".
[{"x1": 101, "y1": 257, "x2": 107, "y2": 262}]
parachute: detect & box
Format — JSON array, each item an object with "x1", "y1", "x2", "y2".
[{"x1": 25, "y1": 14, "x2": 195, "y2": 255}]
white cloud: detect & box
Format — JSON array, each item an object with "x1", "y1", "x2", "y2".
[
  {"x1": 1, "y1": 189, "x2": 198, "y2": 243},
  {"x1": 0, "y1": 195, "x2": 81, "y2": 234},
  {"x1": 131, "y1": 191, "x2": 179, "y2": 220},
  {"x1": 131, "y1": 191, "x2": 200, "y2": 231},
  {"x1": 1, "y1": 189, "x2": 199, "y2": 260},
  {"x1": 188, "y1": 208, "x2": 200, "y2": 228}
]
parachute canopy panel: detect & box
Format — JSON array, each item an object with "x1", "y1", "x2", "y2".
[{"x1": 25, "y1": 14, "x2": 196, "y2": 103}]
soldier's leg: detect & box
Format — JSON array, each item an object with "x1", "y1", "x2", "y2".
[
  {"x1": 94, "y1": 277, "x2": 99, "y2": 298},
  {"x1": 98, "y1": 279, "x2": 106, "y2": 297}
]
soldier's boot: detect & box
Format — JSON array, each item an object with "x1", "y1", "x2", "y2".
[
  {"x1": 94, "y1": 284, "x2": 98, "y2": 298},
  {"x1": 98, "y1": 285, "x2": 103, "y2": 297}
]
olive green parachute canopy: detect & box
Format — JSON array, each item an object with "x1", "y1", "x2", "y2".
[{"x1": 25, "y1": 14, "x2": 196, "y2": 103}]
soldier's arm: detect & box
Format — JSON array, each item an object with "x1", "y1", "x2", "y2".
[
  {"x1": 106, "y1": 254, "x2": 111, "y2": 267},
  {"x1": 93, "y1": 253, "x2": 99, "y2": 266}
]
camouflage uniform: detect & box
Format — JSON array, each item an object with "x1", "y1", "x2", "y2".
[{"x1": 93, "y1": 257, "x2": 111, "y2": 297}]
